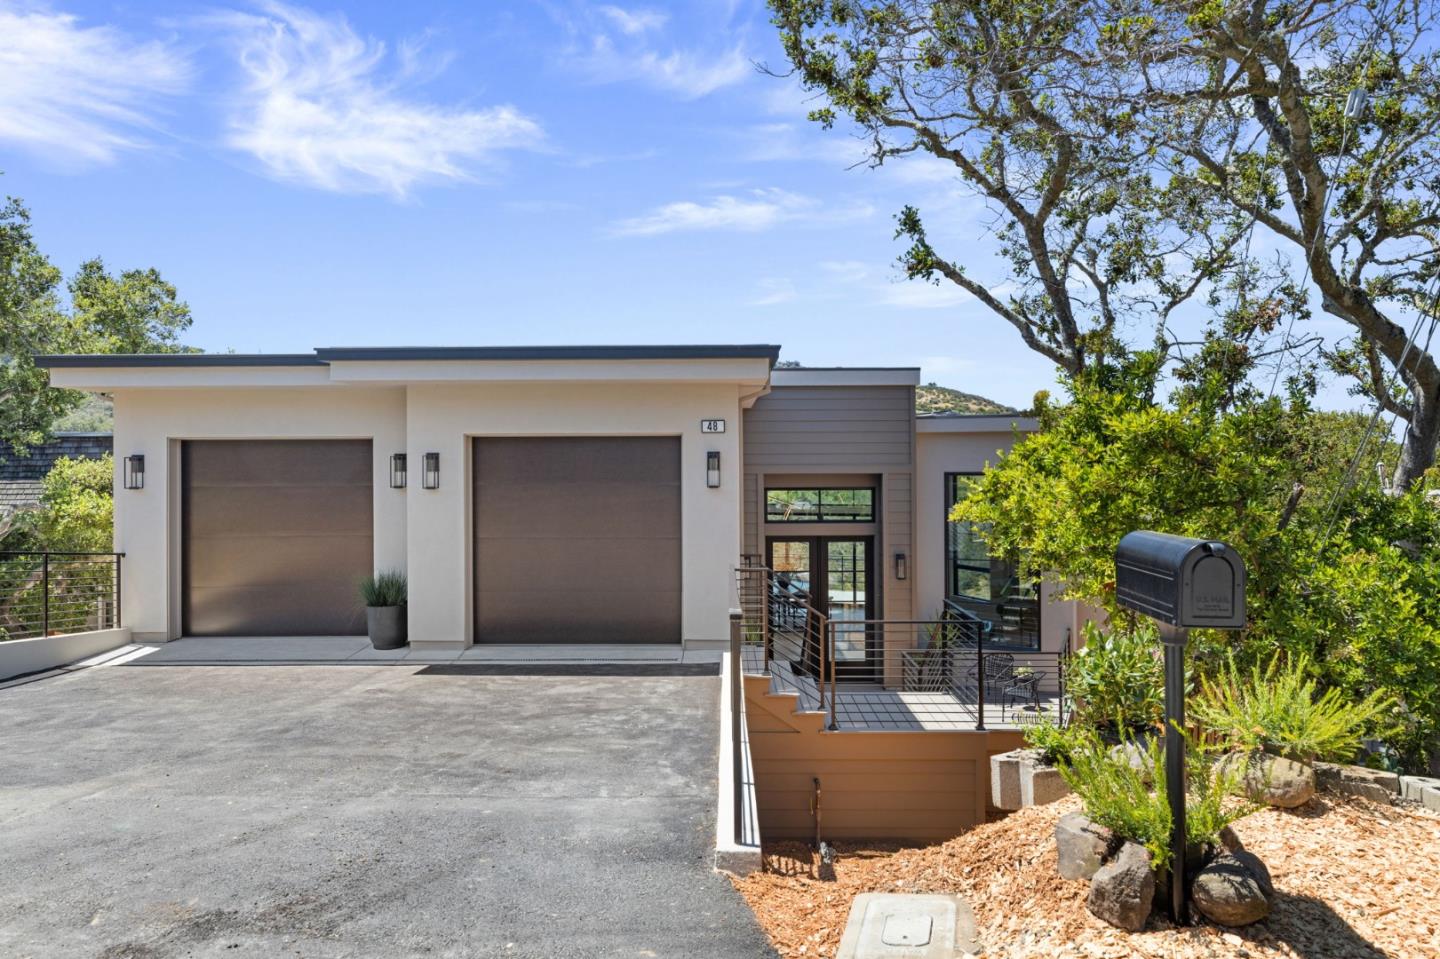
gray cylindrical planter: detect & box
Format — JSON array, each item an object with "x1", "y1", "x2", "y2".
[{"x1": 366, "y1": 606, "x2": 408, "y2": 650}]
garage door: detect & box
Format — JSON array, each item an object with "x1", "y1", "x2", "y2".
[
  {"x1": 182, "y1": 440, "x2": 373, "y2": 636},
  {"x1": 473, "y1": 437, "x2": 681, "y2": 644}
]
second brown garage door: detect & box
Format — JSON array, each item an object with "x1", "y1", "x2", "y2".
[
  {"x1": 473, "y1": 437, "x2": 681, "y2": 644},
  {"x1": 182, "y1": 440, "x2": 373, "y2": 636}
]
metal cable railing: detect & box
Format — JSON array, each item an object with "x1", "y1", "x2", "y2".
[
  {"x1": 0, "y1": 552, "x2": 124, "y2": 642},
  {"x1": 736, "y1": 559, "x2": 1071, "y2": 731}
]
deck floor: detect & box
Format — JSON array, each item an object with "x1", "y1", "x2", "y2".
[{"x1": 742, "y1": 646, "x2": 1062, "y2": 731}]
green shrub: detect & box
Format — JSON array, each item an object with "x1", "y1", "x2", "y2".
[
  {"x1": 1058, "y1": 727, "x2": 1254, "y2": 871},
  {"x1": 1193, "y1": 653, "x2": 1395, "y2": 763},
  {"x1": 1023, "y1": 720, "x2": 1080, "y2": 766},
  {"x1": 35, "y1": 454, "x2": 113, "y2": 552},
  {"x1": 359, "y1": 569, "x2": 407, "y2": 607},
  {"x1": 1067, "y1": 622, "x2": 1164, "y2": 735}
]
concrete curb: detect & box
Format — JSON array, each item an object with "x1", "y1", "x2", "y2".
[
  {"x1": 715, "y1": 639, "x2": 762, "y2": 876},
  {"x1": 0, "y1": 627, "x2": 133, "y2": 683}
]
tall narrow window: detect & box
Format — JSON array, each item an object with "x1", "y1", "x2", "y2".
[{"x1": 945, "y1": 473, "x2": 1041, "y2": 649}]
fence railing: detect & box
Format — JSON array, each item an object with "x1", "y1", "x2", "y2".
[
  {"x1": 735, "y1": 560, "x2": 1071, "y2": 731},
  {"x1": 0, "y1": 552, "x2": 123, "y2": 642}
]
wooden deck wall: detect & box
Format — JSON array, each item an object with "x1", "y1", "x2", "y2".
[{"x1": 746, "y1": 674, "x2": 1026, "y2": 843}]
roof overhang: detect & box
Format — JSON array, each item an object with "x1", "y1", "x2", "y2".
[
  {"x1": 770, "y1": 367, "x2": 921, "y2": 388},
  {"x1": 35, "y1": 345, "x2": 783, "y2": 390},
  {"x1": 916, "y1": 413, "x2": 1038, "y2": 434}
]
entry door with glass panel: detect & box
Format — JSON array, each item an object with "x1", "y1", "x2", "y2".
[{"x1": 767, "y1": 536, "x2": 876, "y2": 680}]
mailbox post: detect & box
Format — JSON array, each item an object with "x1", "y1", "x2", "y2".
[{"x1": 1114, "y1": 531, "x2": 1247, "y2": 924}]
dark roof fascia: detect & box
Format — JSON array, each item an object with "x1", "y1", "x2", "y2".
[
  {"x1": 35, "y1": 354, "x2": 326, "y2": 369},
  {"x1": 313, "y1": 345, "x2": 783, "y2": 366},
  {"x1": 35, "y1": 345, "x2": 785, "y2": 369}
]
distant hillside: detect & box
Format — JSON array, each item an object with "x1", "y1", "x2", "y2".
[{"x1": 915, "y1": 383, "x2": 1014, "y2": 415}]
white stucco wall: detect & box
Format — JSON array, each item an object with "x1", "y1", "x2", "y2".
[
  {"x1": 109, "y1": 379, "x2": 743, "y2": 646},
  {"x1": 915, "y1": 427, "x2": 1091, "y2": 653},
  {"x1": 112, "y1": 387, "x2": 408, "y2": 641}
]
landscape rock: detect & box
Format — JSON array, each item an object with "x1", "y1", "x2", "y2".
[
  {"x1": 1086, "y1": 842, "x2": 1154, "y2": 932},
  {"x1": 1315, "y1": 762, "x2": 1401, "y2": 803},
  {"x1": 1228, "y1": 849, "x2": 1274, "y2": 899},
  {"x1": 1108, "y1": 741, "x2": 1157, "y2": 783},
  {"x1": 1191, "y1": 852, "x2": 1273, "y2": 927},
  {"x1": 1221, "y1": 751, "x2": 1316, "y2": 808},
  {"x1": 1055, "y1": 812, "x2": 1117, "y2": 881},
  {"x1": 991, "y1": 750, "x2": 1023, "y2": 811},
  {"x1": 1019, "y1": 751, "x2": 1072, "y2": 807},
  {"x1": 1399, "y1": 775, "x2": 1440, "y2": 805}
]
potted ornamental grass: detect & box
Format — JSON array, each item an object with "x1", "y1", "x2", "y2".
[{"x1": 360, "y1": 569, "x2": 408, "y2": 650}]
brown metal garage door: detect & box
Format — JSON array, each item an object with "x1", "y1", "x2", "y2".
[
  {"x1": 473, "y1": 437, "x2": 681, "y2": 644},
  {"x1": 182, "y1": 440, "x2": 373, "y2": 636}
]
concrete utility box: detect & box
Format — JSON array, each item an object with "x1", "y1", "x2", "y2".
[
  {"x1": 836, "y1": 893, "x2": 980, "y2": 958},
  {"x1": 1115, "y1": 531, "x2": 1247, "y2": 630}
]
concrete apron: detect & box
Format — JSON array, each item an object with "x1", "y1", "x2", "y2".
[{"x1": 123, "y1": 636, "x2": 726, "y2": 666}]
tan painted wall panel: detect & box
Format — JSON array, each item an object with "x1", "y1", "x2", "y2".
[
  {"x1": 746, "y1": 682, "x2": 1005, "y2": 843},
  {"x1": 743, "y1": 386, "x2": 915, "y2": 470}
]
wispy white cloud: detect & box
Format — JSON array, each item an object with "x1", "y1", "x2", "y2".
[
  {"x1": 0, "y1": 7, "x2": 189, "y2": 167},
  {"x1": 609, "y1": 188, "x2": 871, "y2": 237},
  {"x1": 557, "y1": 3, "x2": 751, "y2": 98},
  {"x1": 578, "y1": 34, "x2": 750, "y2": 98},
  {"x1": 217, "y1": 3, "x2": 542, "y2": 198},
  {"x1": 596, "y1": 5, "x2": 667, "y2": 35},
  {"x1": 738, "y1": 122, "x2": 872, "y2": 166}
]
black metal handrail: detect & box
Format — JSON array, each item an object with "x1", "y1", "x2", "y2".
[
  {"x1": 0, "y1": 551, "x2": 124, "y2": 642},
  {"x1": 737, "y1": 559, "x2": 1070, "y2": 732}
]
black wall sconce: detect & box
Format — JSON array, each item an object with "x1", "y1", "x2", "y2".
[
  {"x1": 422, "y1": 452, "x2": 440, "y2": 489},
  {"x1": 390, "y1": 453, "x2": 407, "y2": 489},
  {"x1": 123, "y1": 454, "x2": 145, "y2": 490},
  {"x1": 894, "y1": 551, "x2": 908, "y2": 581},
  {"x1": 706, "y1": 450, "x2": 721, "y2": 488}
]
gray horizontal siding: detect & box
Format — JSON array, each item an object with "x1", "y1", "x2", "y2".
[{"x1": 744, "y1": 386, "x2": 914, "y2": 470}]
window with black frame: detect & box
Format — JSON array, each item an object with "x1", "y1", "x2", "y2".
[
  {"x1": 945, "y1": 473, "x2": 1041, "y2": 649},
  {"x1": 765, "y1": 487, "x2": 875, "y2": 523}
]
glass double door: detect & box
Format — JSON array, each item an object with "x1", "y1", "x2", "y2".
[{"x1": 767, "y1": 536, "x2": 875, "y2": 680}]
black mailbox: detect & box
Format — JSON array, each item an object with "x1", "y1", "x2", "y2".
[{"x1": 1115, "y1": 531, "x2": 1246, "y2": 630}]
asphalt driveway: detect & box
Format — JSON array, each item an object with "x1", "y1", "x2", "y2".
[{"x1": 0, "y1": 659, "x2": 775, "y2": 959}]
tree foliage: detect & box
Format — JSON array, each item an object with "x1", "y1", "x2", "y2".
[
  {"x1": 769, "y1": 0, "x2": 1440, "y2": 488},
  {"x1": 770, "y1": 0, "x2": 1254, "y2": 377},
  {"x1": 32, "y1": 455, "x2": 114, "y2": 553},
  {"x1": 956, "y1": 372, "x2": 1440, "y2": 768},
  {"x1": 0, "y1": 195, "x2": 191, "y2": 453}
]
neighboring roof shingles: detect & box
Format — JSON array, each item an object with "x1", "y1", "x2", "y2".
[
  {"x1": 0, "y1": 433, "x2": 113, "y2": 510},
  {"x1": 35, "y1": 345, "x2": 784, "y2": 368}
]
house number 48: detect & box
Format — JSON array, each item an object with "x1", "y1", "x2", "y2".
[{"x1": 700, "y1": 419, "x2": 726, "y2": 434}]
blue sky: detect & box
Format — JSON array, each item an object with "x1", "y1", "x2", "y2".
[{"x1": 0, "y1": 1, "x2": 1360, "y2": 411}]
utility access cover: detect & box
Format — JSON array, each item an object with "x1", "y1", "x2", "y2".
[{"x1": 837, "y1": 893, "x2": 981, "y2": 958}]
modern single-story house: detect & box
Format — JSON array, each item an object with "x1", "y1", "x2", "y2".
[{"x1": 37, "y1": 346, "x2": 1085, "y2": 663}]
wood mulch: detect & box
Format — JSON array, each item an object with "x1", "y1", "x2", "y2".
[{"x1": 731, "y1": 793, "x2": 1440, "y2": 958}]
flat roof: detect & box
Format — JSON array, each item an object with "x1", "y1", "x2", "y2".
[
  {"x1": 916, "y1": 412, "x2": 1038, "y2": 433},
  {"x1": 770, "y1": 367, "x2": 921, "y2": 387},
  {"x1": 36, "y1": 353, "x2": 325, "y2": 368},
  {"x1": 36, "y1": 345, "x2": 783, "y2": 369}
]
